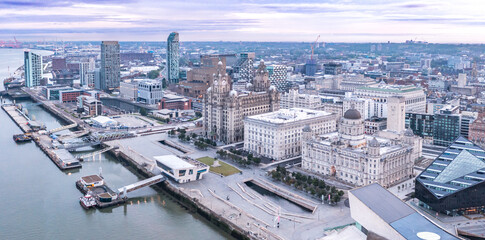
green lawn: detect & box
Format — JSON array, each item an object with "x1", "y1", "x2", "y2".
[{"x1": 196, "y1": 157, "x2": 240, "y2": 176}]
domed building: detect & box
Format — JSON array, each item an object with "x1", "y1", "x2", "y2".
[
  {"x1": 340, "y1": 108, "x2": 366, "y2": 148},
  {"x1": 203, "y1": 60, "x2": 280, "y2": 143},
  {"x1": 301, "y1": 108, "x2": 416, "y2": 188}
]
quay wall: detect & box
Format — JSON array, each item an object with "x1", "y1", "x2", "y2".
[
  {"x1": 1, "y1": 104, "x2": 69, "y2": 170},
  {"x1": 22, "y1": 89, "x2": 82, "y2": 130},
  {"x1": 108, "y1": 146, "x2": 250, "y2": 240}
]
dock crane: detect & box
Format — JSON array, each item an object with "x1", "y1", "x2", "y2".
[{"x1": 310, "y1": 35, "x2": 320, "y2": 60}]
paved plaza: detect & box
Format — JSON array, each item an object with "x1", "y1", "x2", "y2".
[{"x1": 107, "y1": 133, "x2": 355, "y2": 240}]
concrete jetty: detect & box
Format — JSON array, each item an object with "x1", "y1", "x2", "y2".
[{"x1": 2, "y1": 104, "x2": 81, "y2": 170}]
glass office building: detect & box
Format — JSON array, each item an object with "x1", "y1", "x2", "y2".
[
  {"x1": 416, "y1": 136, "x2": 485, "y2": 215},
  {"x1": 167, "y1": 32, "x2": 180, "y2": 84}
]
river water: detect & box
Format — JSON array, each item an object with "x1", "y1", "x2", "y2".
[{"x1": 0, "y1": 49, "x2": 229, "y2": 239}]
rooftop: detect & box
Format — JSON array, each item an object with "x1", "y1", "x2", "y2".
[
  {"x1": 80, "y1": 175, "x2": 103, "y2": 184},
  {"x1": 154, "y1": 155, "x2": 195, "y2": 170},
  {"x1": 417, "y1": 136, "x2": 485, "y2": 198},
  {"x1": 350, "y1": 183, "x2": 458, "y2": 240},
  {"x1": 246, "y1": 108, "x2": 333, "y2": 124},
  {"x1": 357, "y1": 84, "x2": 422, "y2": 93}
]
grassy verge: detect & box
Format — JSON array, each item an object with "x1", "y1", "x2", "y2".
[{"x1": 196, "y1": 157, "x2": 240, "y2": 176}]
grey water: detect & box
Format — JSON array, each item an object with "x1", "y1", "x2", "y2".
[{"x1": 0, "y1": 48, "x2": 230, "y2": 239}]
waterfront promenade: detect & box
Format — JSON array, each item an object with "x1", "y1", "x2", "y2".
[{"x1": 106, "y1": 134, "x2": 354, "y2": 240}]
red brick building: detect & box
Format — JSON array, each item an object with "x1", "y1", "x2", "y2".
[
  {"x1": 469, "y1": 112, "x2": 485, "y2": 147},
  {"x1": 158, "y1": 94, "x2": 191, "y2": 110}
]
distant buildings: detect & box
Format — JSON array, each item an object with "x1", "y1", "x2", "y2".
[
  {"x1": 233, "y1": 52, "x2": 255, "y2": 82},
  {"x1": 353, "y1": 84, "x2": 427, "y2": 116},
  {"x1": 203, "y1": 60, "x2": 279, "y2": 143},
  {"x1": 267, "y1": 65, "x2": 289, "y2": 92},
  {"x1": 80, "y1": 62, "x2": 89, "y2": 87},
  {"x1": 280, "y1": 89, "x2": 325, "y2": 110},
  {"x1": 405, "y1": 106, "x2": 476, "y2": 146},
  {"x1": 304, "y1": 59, "x2": 316, "y2": 76},
  {"x1": 405, "y1": 112, "x2": 434, "y2": 142},
  {"x1": 100, "y1": 41, "x2": 121, "y2": 91},
  {"x1": 323, "y1": 62, "x2": 342, "y2": 75},
  {"x1": 77, "y1": 95, "x2": 102, "y2": 116},
  {"x1": 167, "y1": 32, "x2": 180, "y2": 84},
  {"x1": 137, "y1": 79, "x2": 163, "y2": 105},
  {"x1": 52, "y1": 57, "x2": 67, "y2": 71},
  {"x1": 416, "y1": 136, "x2": 485, "y2": 215},
  {"x1": 364, "y1": 117, "x2": 387, "y2": 135},
  {"x1": 159, "y1": 93, "x2": 191, "y2": 110},
  {"x1": 24, "y1": 51, "x2": 43, "y2": 88},
  {"x1": 433, "y1": 106, "x2": 464, "y2": 146},
  {"x1": 120, "y1": 81, "x2": 138, "y2": 101},
  {"x1": 177, "y1": 55, "x2": 226, "y2": 98},
  {"x1": 120, "y1": 52, "x2": 154, "y2": 63},
  {"x1": 469, "y1": 112, "x2": 485, "y2": 147},
  {"x1": 243, "y1": 108, "x2": 337, "y2": 161}
]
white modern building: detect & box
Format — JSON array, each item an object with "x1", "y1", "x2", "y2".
[
  {"x1": 154, "y1": 155, "x2": 209, "y2": 183},
  {"x1": 24, "y1": 51, "x2": 43, "y2": 88},
  {"x1": 353, "y1": 83, "x2": 426, "y2": 116},
  {"x1": 137, "y1": 79, "x2": 163, "y2": 105},
  {"x1": 91, "y1": 116, "x2": 117, "y2": 127},
  {"x1": 244, "y1": 108, "x2": 337, "y2": 160}
]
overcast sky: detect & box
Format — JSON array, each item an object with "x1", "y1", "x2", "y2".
[{"x1": 1, "y1": 0, "x2": 485, "y2": 43}]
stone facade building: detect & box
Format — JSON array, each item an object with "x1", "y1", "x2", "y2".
[
  {"x1": 244, "y1": 108, "x2": 337, "y2": 161},
  {"x1": 203, "y1": 60, "x2": 280, "y2": 143},
  {"x1": 302, "y1": 108, "x2": 416, "y2": 187}
]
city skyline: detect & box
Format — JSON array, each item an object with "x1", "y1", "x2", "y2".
[{"x1": 1, "y1": 0, "x2": 485, "y2": 43}]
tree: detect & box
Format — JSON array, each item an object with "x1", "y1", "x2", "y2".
[
  {"x1": 147, "y1": 70, "x2": 160, "y2": 79},
  {"x1": 162, "y1": 78, "x2": 167, "y2": 88},
  {"x1": 191, "y1": 133, "x2": 197, "y2": 139},
  {"x1": 195, "y1": 112, "x2": 202, "y2": 118},
  {"x1": 253, "y1": 157, "x2": 261, "y2": 164},
  {"x1": 139, "y1": 108, "x2": 148, "y2": 116}
]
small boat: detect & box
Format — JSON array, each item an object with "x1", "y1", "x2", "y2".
[
  {"x1": 79, "y1": 194, "x2": 97, "y2": 209},
  {"x1": 13, "y1": 134, "x2": 32, "y2": 142}
]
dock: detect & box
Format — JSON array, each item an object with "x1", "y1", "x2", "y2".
[
  {"x1": 117, "y1": 175, "x2": 165, "y2": 193},
  {"x1": 76, "y1": 174, "x2": 165, "y2": 209},
  {"x1": 245, "y1": 178, "x2": 319, "y2": 213},
  {"x1": 2, "y1": 104, "x2": 81, "y2": 170}
]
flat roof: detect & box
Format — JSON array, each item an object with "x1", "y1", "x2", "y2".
[
  {"x1": 154, "y1": 155, "x2": 194, "y2": 170},
  {"x1": 390, "y1": 213, "x2": 458, "y2": 240},
  {"x1": 52, "y1": 149, "x2": 78, "y2": 163},
  {"x1": 81, "y1": 175, "x2": 103, "y2": 184},
  {"x1": 247, "y1": 108, "x2": 333, "y2": 124}
]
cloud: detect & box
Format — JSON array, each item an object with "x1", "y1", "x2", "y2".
[{"x1": 1, "y1": 0, "x2": 485, "y2": 43}]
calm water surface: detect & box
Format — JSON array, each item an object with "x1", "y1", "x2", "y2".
[{"x1": 0, "y1": 49, "x2": 230, "y2": 239}]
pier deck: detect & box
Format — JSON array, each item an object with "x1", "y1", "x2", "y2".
[{"x1": 2, "y1": 104, "x2": 81, "y2": 170}]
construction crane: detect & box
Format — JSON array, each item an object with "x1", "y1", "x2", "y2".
[{"x1": 310, "y1": 35, "x2": 320, "y2": 60}]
